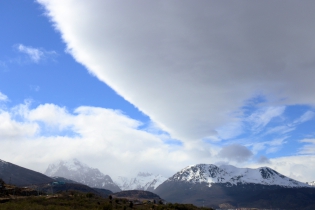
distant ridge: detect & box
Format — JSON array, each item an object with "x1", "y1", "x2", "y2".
[
  {"x1": 115, "y1": 172, "x2": 167, "y2": 192},
  {"x1": 0, "y1": 159, "x2": 54, "y2": 186}
]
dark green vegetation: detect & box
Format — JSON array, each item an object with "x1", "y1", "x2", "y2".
[
  {"x1": 0, "y1": 191, "x2": 213, "y2": 210},
  {"x1": 0, "y1": 178, "x2": 213, "y2": 210},
  {"x1": 112, "y1": 190, "x2": 162, "y2": 201},
  {"x1": 155, "y1": 181, "x2": 315, "y2": 209}
]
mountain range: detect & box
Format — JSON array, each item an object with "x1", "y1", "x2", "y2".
[
  {"x1": 115, "y1": 172, "x2": 167, "y2": 192},
  {"x1": 2, "y1": 158, "x2": 315, "y2": 209},
  {"x1": 44, "y1": 159, "x2": 121, "y2": 192}
]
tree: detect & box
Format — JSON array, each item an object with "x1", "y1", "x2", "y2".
[
  {"x1": 129, "y1": 201, "x2": 133, "y2": 208},
  {"x1": 0, "y1": 178, "x2": 5, "y2": 190}
]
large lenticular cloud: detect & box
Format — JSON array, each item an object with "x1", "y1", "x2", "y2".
[{"x1": 37, "y1": 0, "x2": 315, "y2": 141}]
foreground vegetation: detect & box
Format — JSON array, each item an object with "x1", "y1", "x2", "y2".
[{"x1": 0, "y1": 191, "x2": 213, "y2": 210}]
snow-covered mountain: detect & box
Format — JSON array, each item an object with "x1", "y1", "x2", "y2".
[
  {"x1": 308, "y1": 181, "x2": 315, "y2": 186},
  {"x1": 115, "y1": 172, "x2": 167, "y2": 191},
  {"x1": 44, "y1": 159, "x2": 121, "y2": 192},
  {"x1": 167, "y1": 164, "x2": 310, "y2": 188},
  {"x1": 155, "y1": 164, "x2": 315, "y2": 208}
]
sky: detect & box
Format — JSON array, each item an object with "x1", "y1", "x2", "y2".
[{"x1": 1, "y1": 0, "x2": 315, "y2": 182}]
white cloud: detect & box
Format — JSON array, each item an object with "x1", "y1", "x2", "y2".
[
  {"x1": 0, "y1": 102, "x2": 219, "y2": 179},
  {"x1": 1, "y1": 99, "x2": 315, "y2": 182},
  {"x1": 15, "y1": 44, "x2": 56, "y2": 63},
  {"x1": 36, "y1": 1, "x2": 315, "y2": 143},
  {"x1": 0, "y1": 92, "x2": 8, "y2": 101},
  {"x1": 294, "y1": 111, "x2": 315, "y2": 124},
  {"x1": 247, "y1": 106, "x2": 286, "y2": 133},
  {"x1": 299, "y1": 138, "x2": 315, "y2": 155},
  {"x1": 0, "y1": 111, "x2": 39, "y2": 140},
  {"x1": 249, "y1": 137, "x2": 288, "y2": 154},
  {"x1": 263, "y1": 125, "x2": 295, "y2": 136}
]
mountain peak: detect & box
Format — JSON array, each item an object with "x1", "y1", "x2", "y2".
[{"x1": 44, "y1": 159, "x2": 121, "y2": 192}]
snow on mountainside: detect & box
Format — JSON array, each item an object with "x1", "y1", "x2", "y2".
[
  {"x1": 168, "y1": 164, "x2": 310, "y2": 188},
  {"x1": 45, "y1": 159, "x2": 121, "y2": 192},
  {"x1": 308, "y1": 181, "x2": 315, "y2": 186},
  {"x1": 115, "y1": 172, "x2": 167, "y2": 191}
]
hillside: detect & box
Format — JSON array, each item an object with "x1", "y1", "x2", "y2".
[{"x1": 0, "y1": 159, "x2": 54, "y2": 186}]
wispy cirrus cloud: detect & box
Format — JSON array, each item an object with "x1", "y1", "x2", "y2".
[
  {"x1": 247, "y1": 106, "x2": 286, "y2": 134},
  {"x1": 0, "y1": 92, "x2": 8, "y2": 102},
  {"x1": 293, "y1": 111, "x2": 315, "y2": 124},
  {"x1": 299, "y1": 139, "x2": 315, "y2": 155},
  {"x1": 249, "y1": 137, "x2": 288, "y2": 154},
  {"x1": 14, "y1": 44, "x2": 57, "y2": 63}
]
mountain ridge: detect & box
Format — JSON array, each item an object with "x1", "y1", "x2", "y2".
[
  {"x1": 167, "y1": 163, "x2": 309, "y2": 188},
  {"x1": 115, "y1": 172, "x2": 167, "y2": 192},
  {"x1": 45, "y1": 159, "x2": 121, "y2": 192}
]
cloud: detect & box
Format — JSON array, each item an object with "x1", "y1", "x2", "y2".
[
  {"x1": 0, "y1": 111, "x2": 39, "y2": 140},
  {"x1": 257, "y1": 155, "x2": 271, "y2": 164},
  {"x1": 299, "y1": 139, "x2": 315, "y2": 155},
  {"x1": 250, "y1": 137, "x2": 288, "y2": 154},
  {"x1": 0, "y1": 92, "x2": 8, "y2": 102},
  {"x1": 15, "y1": 44, "x2": 56, "y2": 63},
  {"x1": 36, "y1": 1, "x2": 315, "y2": 143},
  {"x1": 0, "y1": 100, "x2": 220, "y2": 179},
  {"x1": 217, "y1": 144, "x2": 253, "y2": 163},
  {"x1": 294, "y1": 111, "x2": 315, "y2": 124},
  {"x1": 215, "y1": 120, "x2": 243, "y2": 140},
  {"x1": 247, "y1": 106, "x2": 286, "y2": 133},
  {"x1": 249, "y1": 156, "x2": 315, "y2": 182},
  {"x1": 1, "y1": 95, "x2": 315, "y2": 182}
]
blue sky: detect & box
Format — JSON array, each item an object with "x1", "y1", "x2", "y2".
[
  {"x1": 1, "y1": 0, "x2": 315, "y2": 182},
  {"x1": 0, "y1": 1, "x2": 146, "y2": 120}
]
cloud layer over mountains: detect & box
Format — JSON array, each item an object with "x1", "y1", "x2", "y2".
[{"x1": 37, "y1": 0, "x2": 315, "y2": 142}]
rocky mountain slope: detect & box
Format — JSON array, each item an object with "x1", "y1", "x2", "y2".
[
  {"x1": 115, "y1": 172, "x2": 167, "y2": 191},
  {"x1": 155, "y1": 164, "x2": 315, "y2": 209},
  {"x1": 0, "y1": 159, "x2": 54, "y2": 186},
  {"x1": 45, "y1": 159, "x2": 120, "y2": 192}
]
